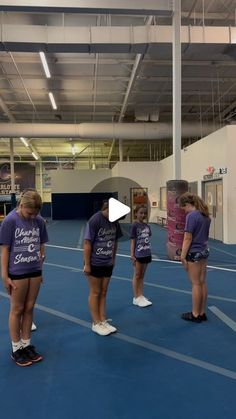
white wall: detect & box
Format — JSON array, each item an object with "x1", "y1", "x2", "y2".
[
  {"x1": 49, "y1": 125, "x2": 236, "y2": 243},
  {"x1": 50, "y1": 162, "x2": 162, "y2": 222},
  {"x1": 225, "y1": 125, "x2": 236, "y2": 243},
  {"x1": 181, "y1": 125, "x2": 228, "y2": 241},
  {"x1": 182, "y1": 126, "x2": 227, "y2": 194},
  {"x1": 112, "y1": 162, "x2": 160, "y2": 222},
  {"x1": 51, "y1": 168, "x2": 111, "y2": 193},
  {"x1": 159, "y1": 125, "x2": 233, "y2": 243}
]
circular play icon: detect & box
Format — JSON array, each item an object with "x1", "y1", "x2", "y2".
[
  {"x1": 108, "y1": 197, "x2": 130, "y2": 222},
  {"x1": 91, "y1": 176, "x2": 151, "y2": 241}
]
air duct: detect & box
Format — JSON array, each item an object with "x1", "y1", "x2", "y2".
[{"x1": 0, "y1": 122, "x2": 218, "y2": 140}]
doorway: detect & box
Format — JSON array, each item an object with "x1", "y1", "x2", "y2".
[{"x1": 204, "y1": 180, "x2": 223, "y2": 241}]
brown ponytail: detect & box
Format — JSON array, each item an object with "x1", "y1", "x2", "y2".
[{"x1": 179, "y1": 192, "x2": 210, "y2": 217}]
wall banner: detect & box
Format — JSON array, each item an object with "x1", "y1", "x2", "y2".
[{"x1": 0, "y1": 163, "x2": 35, "y2": 195}]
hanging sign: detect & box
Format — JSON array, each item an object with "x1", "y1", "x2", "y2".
[{"x1": 0, "y1": 163, "x2": 35, "y2": 195}]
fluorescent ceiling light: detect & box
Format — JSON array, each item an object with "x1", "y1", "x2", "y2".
[
  {"x1": 71, "y1": 144, "x2": 76, "y2": 156},
  {"x1": 20, "y1": 137, "x2": 29, "y2": 147},
  {"x1": 39, "y1": 51, "x2": 51, "y2": 78},
  {"x1": 32, "y1": 151, "x2": 39, "y2": 160},
  {"x1": 48, "y1": 92, "x2": 57, "y2": 110}
]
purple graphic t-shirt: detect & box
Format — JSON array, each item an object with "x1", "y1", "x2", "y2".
[
  {"x1": 185, "y1": 210, "x2": 211, "y2": 252},
  {"x1": 130, "y1": 222, "x2": 152, "y2": 258},
  {"x1": 0, "y1": 209, "x2": 49, "y2": 275},
  {"x1": 84, "y1": 211, "x2": 123, "y2": 266}
]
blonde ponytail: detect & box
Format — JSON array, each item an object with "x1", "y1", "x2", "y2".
[{"x1": 18, "y1": 189, "x2": 42, "y2": 210}]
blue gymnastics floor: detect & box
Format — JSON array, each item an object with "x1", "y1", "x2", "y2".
[{"x1": 1, "y1": 221, "x2": 236, "y2": 419}]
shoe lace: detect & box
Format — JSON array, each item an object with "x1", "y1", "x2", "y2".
[
  {"x1": 16, "y1": 348, "x2": 30, "y2": 361},
  {"x1": 24, "y1": 345, "x2": 36, "y2": 356},
  {"x1": 103, "y1": 319, "x2": 113, "y2": 326},
  {"x1": 142, "y1": 296, "x2": 150, "y2": 302},
  {"x1": 97, "y1": 321, "x2": 108, "y2": 330}
]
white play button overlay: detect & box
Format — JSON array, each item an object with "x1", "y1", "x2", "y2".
[{"x1": 108, "y1": 198, "x2": 130, "y2": 222}]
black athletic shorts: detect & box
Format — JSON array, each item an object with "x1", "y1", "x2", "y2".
[
  {"x1": 90, "y1": 265, "x2": 113, "y2": 278},
  {"x1": 8, "y1": 270, "x2": 42, "y2": 280},
  {"x1": 135, "y1": 255, "x2": 152, "y2": 264},
  {"x1": 186, "y1": 249, "x2": 209, "y2": 263}
]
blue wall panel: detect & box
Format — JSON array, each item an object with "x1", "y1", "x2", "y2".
[{"x1": 51, "y1": 192, "x2": 118, "y2": 220}]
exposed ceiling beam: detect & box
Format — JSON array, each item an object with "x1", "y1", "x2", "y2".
[
  {"x1": 7, "y1": 111, "x2": 116, "y2": 116},
  {"x1": 8, "y1": 51, "x2": 39, "y2": 119},
  {"x1": 2, "y1": 88, "x2": 236, "y2": 97},
  {"x1": 182, "y1": 12, "x2": 232, "y2": 21},
  {"x1": 0, "y1": 56, "x2": 136, "y2": 65},
  {"x1": 3, "y1": 74, "x2": 236, "y2": 83},
  {"x1": 219, "y1": 100, "x2": 236, "y2": 120},
  {"x1": 1, "y1": 56, "x2": 236, "y2": 67},
  {"x1": 1, "y1": 25, "x2": 236, "y2": 53},
  {"x1": 0, "y1": 95, "x2": 40, "y2": 159},
  {"x1": 0, "y1": 95, "x2": 15, "y2": 122},
  {"x1": 92, "y1": 53, "x2": 99, "y2": 120},
  {"x1": 0, "y1": 1, "x2": 172, "y2": 15},
  {"x1": 2, "y1": 110, "x2": 221, "y2": 116},
  {"x1": 118, "y1": 54, "x2": 143, "y2": 122},
  {"x1": 1, "y1": 100, "x2": 233, "y2": 107},
  {"x1": 108, "y1": 51, "x2": 143, "y2": 162}
]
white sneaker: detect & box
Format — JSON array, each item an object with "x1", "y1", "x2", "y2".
[
  {"x1": 102, "y1": 320, "x2": 117, "y2": 333},
  {"x1": 133, "y1": 296, "x2": 152, "y2": 307},
  {"x1": 92, "y1": 322, "x2": 111, "y2": 336},
  {"x1": 31, "y1": 322, "x2": 37, "y2": 331},
  {"x1": 142, "y1": 296, "x2": 152, "y2": 306}
]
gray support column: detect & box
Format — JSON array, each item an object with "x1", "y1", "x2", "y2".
[
  {"x1": 9, "y1": 138, "x2": 16, "y2": 208},
  {"x1": 172, "y1": 0, "x2": 181, "y2": 179},
  {"x1": 119, "y1": 139, "x2": 123, "y2": 162},
  {"x1": 166, "y1": 180, "x2": 188, "y2": 260},
  {"x1": 39, "y1": 161, "x2": 43, "y2": 198}
]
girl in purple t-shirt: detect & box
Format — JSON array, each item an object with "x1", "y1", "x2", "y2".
[
  {"x1": 179, "y1": 192, "x2": 211, "y2": 323},
  {"x1": 83, "y1": 201, "x2": 122, "y2": 336},
  {"x1": 0, "y1": 190, "x2": 48, "y2": 366},
  {"x1": 130, "y1": 205, "x2": 152, "y2": 308}
]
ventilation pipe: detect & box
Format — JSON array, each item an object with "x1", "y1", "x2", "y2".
[{"x1": 0, "y1": 122, "x2": 218, "y2": 140}]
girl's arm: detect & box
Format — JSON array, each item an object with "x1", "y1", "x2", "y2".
[
  {"x1": 112, "y1": 241, "x2": 118, "y2": 266},
  {"x1": 83, "y1": 239, "x2": 92, "y2": 274},
  {"x1": 39, "y1": 244, "x2": 46, "y2": 283},
  {"x1": 1, "y1": 245, "x2": 9, "y2": 281},
  {"x1": 1, "y1": 245, "x2": 16, "y2": 294},
  {"x1": 180, "y1": 232, "x2": 192, "y2": 270},
  {"x1": 40, "y1": 244, "x2": 46, "y2": 261},
  {"x1": 130, "y1": 238, "x2": 136, "y2": 265}
]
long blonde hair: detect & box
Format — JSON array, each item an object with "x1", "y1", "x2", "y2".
[
  {"x1": 18, "y1": 189, "x2": 42, "y2": 210},
  {"x1": 179, "y1": 192, "x2": 210, "y2": 217}
]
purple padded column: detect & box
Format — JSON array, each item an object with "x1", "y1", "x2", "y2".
[{"x1": 166, "y1": 180, "x2": 188, "y2": 260}]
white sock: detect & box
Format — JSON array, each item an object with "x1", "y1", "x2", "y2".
[
  {"x1": 12, "y1": 341, "x2": 22, "y2": 353},
  {"x1": 21, "y1": 338, "x2": 31, "y2": 348}
]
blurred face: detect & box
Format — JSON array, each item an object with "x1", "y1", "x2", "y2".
[
  {"x1": 20, "y1": 205, "x2": 39, "y2": 219},
  {"x1": 102, "y1": 208, "x2": 109, "y2": 219},
  {"x1": 181, "y1": 203, "x2": 193, "y2": 213},
  {"x1": 136, "y1": 207, "x2": 147, "y2": 222}
]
